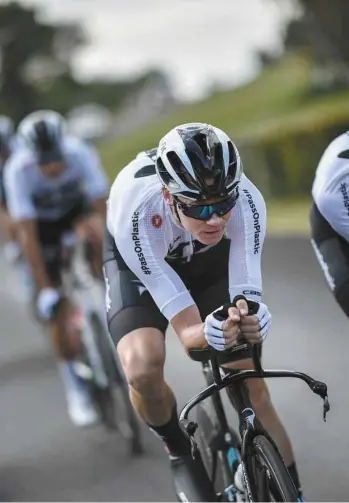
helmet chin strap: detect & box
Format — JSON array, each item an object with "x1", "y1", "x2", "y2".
[
  {"x1": 172, "y1": 198, "x2": 184, "y2": 227},
  {"x1": 172, "y1": 198, "x2": 194, "y2": 256}
]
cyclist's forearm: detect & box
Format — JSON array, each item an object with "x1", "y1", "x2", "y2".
[
  {"x1": 175, "y1": 322, "x2": 207, "y2": 351},
  {"x1": 18, "y1": 225, "x2": 51, "y2": 289},
  {"x1": 171, "y1": 305, "x2": 207, "y2": 351}
]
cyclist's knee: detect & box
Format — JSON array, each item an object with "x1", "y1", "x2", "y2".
[{"x1": 117, "y1": 327, "x2": 166, "y2": 393}]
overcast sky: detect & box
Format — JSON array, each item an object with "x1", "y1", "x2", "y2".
[{"x1": 7, "y1": 0, "x2": 295, "y2": 101}]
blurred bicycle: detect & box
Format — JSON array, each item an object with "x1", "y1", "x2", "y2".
[{"x1": 55, "y1": 231, "x2": 143, "y2": 454}]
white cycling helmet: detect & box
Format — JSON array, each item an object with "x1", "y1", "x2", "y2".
[
  {"x1": 17, "y1": 110, "x2": 66, "y2": 163},
  {"x1": 155, "y1": 122, "x2": 242, "y2": 201},
  {"x1": 0, "y1": 115, "x2": 14, "y2": 152}
]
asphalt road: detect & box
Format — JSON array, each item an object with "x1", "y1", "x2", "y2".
[{"x1": 0, "y1": 236, "x2": 348, "y2": 502}]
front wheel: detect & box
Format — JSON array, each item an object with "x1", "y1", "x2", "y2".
[{"x1": 246, "y1": 435, "x2": 299, "y2": 502}]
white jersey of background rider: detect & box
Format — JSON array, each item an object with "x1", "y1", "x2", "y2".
[
  {"x1": 107, "y1": 151, "x2": 266, "y2": 322},
  {"x1": 4, "y1": 136, "x2": 109, "y2": 222},
  {"x1": 312, "y1": 131, "x2": 349, "y2": 242},
  {"x1": 0, "y1": 136, "x2": 19, "y2": 203},
  {"x1": 0, "y1": 135, "x2": 18, "y2": 170}
]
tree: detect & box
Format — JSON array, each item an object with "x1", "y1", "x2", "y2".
[
  {"x1": 0, "y1": 2, "x2": 86, "y2": 122},
  {"x1": 0, "y1": 2, "x2": 175, "y2": 125},
  {"x1": 276, "y1": 0, "x2": 349, "y2": 67}
]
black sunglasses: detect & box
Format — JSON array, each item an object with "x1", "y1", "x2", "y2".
[{"x1": 175, "y1": 193, "x2": 239, "y2": 221}]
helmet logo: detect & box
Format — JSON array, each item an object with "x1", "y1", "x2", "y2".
[{"x1": 159, "y1": 141, "x2": 167, "y2": 155}]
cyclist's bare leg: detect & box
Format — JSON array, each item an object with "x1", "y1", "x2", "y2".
[
  {"x1": 117, "y1": 326, "x2": 216, "y2": 500},
  {"x1": 0, "y1": 208, "x2": 21, "y2": 260},
  {"x1": 117, "y1": 328, "x2": 175, "y2": 426},
  {"x1": 48, "y1": 296, "x2": 99, "y2": 425},
  {"x1": 224, "y1": 358, "x2": 302, "y2": 495},
  {"x1": 75, "y1": 214, "x2": 104, "y2": 277},
  {"x1": 224, "y1": 358, "x2": 294, "y2": 464},
  {"x1": 49, "y1": 297, "x2": 82, "y2": 360}
]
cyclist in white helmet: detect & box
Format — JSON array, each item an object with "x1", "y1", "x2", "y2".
[
  {"x1": 103, "y1": 123, "x2": 303, "y2": 499},
  {"x1": 4, "y1": 109, "x2": 109, "y2": 427},
  {"x1": 0, "y1": 115, "x2": 21, "y2": 262}
]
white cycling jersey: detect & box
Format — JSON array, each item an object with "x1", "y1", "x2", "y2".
[
  {"x1": 106, "y1": 148, "x2": 267, "y2": 322},
  {"x1": 312, "y1": 131, "x2": 349, "y2": 242},
  {"x1": 0, "y1": 136, "x2": 19, "y2": 204},
  {"x1": 4, "y1": 136, "x2": 109, "y2": 222}
]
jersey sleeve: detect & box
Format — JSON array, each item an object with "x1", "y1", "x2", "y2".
[
  {"x1": 75, "y1": 142, "x2": 109, "y2": 200},
  {"x1": 226, "y1": 178, "x2": 266, "y2": 302},
  {"x1": 4, "y1": 157, "x2": 37, "y2": 221},
  {"x1": 315, "y1": 173, "x2": 349, "y2": 242},
  {"x1": 109, "y1": 198, "x2": 195, "y2": 321}
]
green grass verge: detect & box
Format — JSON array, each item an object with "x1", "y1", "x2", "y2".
[
  {"x1": 100, "y1": 53, "x2": 313, "y2": 178},
  {"x1": 100, "y1": 52, "x2": 349, "y2": 180},
  {"x1": 99, "y1": 52, "x2": 347, "y2": 237},
  {"x1": 266, "y1": 197, "x2": 310, "y2": 236}
]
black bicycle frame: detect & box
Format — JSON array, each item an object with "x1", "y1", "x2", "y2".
[{"x1": 179, "y1": 344, "x2": 330, "y2": 500}]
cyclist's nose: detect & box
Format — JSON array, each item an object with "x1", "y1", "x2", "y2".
[{"x1": 206, "y1": 213, "x2": 223, "y2": 225}]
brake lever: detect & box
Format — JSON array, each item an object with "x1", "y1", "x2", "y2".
[
  {"x1": 308, "y1": 379, "x2": 330, "y2": 422},
  {"x1": 180, "y1": 419, "x2": 198, "y2": 436},
  {"x1": 323, "y1": 396, "x2": 330, "y2": 422}
]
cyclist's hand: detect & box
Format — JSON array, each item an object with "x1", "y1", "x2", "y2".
[
  {"x1": 239, "y1": 301, "x2": 272, "y2": 344},
  {"x1": 204, "y1": 307, "x2": 241, "y2": 351},
  {"x1": 227, "y1": 297, "x2": 249, "y2": 324},
  {"x1": 37, "y1": 287, "x2": 61, "y2": 320}
]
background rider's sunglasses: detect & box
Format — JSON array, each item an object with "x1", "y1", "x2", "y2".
[{"x1": 175, "y1": 193, "x2": 239, "y2": 221}]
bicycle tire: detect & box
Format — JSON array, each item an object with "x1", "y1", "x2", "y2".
[
  {"x1": 85, "y1": 313, "x2": 116, "y2": 427},
  {"x1": 112, "y1": 374, "x2": 144, "y2": 455},
  {"x1": 196, "y1": 400, "x2": 239, "y2": 498},
  {"x1": 246, "y1": 435, "x2": 298, "y2": 502},
  {"x1": 91, "y1": 313, "x2": 143, "y2": 455}
]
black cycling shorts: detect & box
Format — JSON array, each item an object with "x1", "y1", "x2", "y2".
[
  {"x1": 37, "y1": 199, "x2": 91, "y2": 286},
  {"x1": 103, "y1": 228, "x2": 262, "y2": 366},
  {"x1": 310, "y1": 200, "x2": 349, "y2": 317}
]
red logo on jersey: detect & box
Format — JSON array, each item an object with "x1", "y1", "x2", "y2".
[{"x1": 151, "y1": 214, "x2": 163, "y2": 228}]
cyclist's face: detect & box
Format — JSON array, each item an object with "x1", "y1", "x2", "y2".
[
  {"x1": 163, "y1": 189, "x2": 233, "y2": 245},
  {"x1": 39, "y1": 159, "x2": 65, "y2": 178},
  {"x1": 177, "y1": 196, "x2": 232, "y2": 245}
]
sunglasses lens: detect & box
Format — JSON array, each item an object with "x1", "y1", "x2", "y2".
[
  {"x1": 198, "y1": 205, "x2": 216, "y2": 219},
  {"x1": 179, "y1": 194, "x2": 238, "y2": 220}
]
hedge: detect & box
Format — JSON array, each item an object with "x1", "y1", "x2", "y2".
[{"x1": 236, "y1": 106, "x2": 349, "y2": 198}]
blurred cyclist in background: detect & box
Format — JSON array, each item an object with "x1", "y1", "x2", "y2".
[
  {"x1": 0, "y1": 115, "x2": 20, "y2": 263},
  {"x1": 4, "y1": 110, "x2": 109, "y2": 427},
  {"x1": 310, "y1": 130, "x2": 349, "y2": 318}
]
